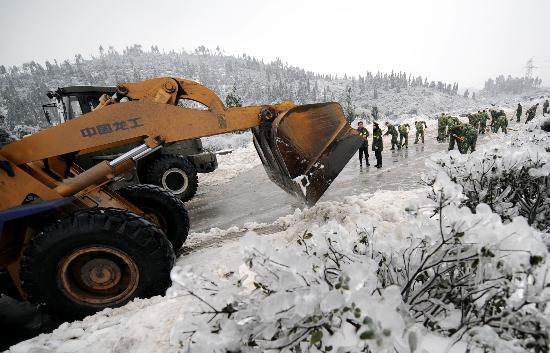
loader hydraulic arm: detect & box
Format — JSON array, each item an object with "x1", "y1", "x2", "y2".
[{"x1": 0, "y1": 77, "x2": 294, "y2": 165}]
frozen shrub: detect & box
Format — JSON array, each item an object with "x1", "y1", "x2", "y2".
[
  {"x1": 168, "y1": 174, "x2": 550, "y2": 352},
  {"x1": 427, "y1": 120, "x2": 550, "y2": 232}
]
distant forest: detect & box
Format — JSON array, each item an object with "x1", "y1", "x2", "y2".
[{"x1": 0, "y1": 44, "x2": 544, "y2": 129}]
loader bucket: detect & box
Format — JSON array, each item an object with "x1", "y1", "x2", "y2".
[{"x1": 252, "y1": 102, "x2": 363, "y2": 206}]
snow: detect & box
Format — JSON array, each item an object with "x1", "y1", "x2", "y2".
[
  {"x1": 7, "y1": 104, "x2": 550, "y2": 353},
  {"x1": 198, "y1": 142, "x2": 261, "y2": 187},
  {"x1": 202, "y1": 131, "x2": 253, "y2": 151}
]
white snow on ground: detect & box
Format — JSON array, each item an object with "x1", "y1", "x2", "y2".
[
  {"x1": 7, "y1": 102, "x2": 550, "y2": 353},
  {"x1": 198, "y1": 142, "x2": 261, "y2": 187},
  {"x1": 202, "y1": 131, "x2": 253, "y2": 151}
]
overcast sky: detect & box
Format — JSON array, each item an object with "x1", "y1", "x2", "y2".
[{"x1": 1, "y1": 0, "x2": 549, "y2": 89}]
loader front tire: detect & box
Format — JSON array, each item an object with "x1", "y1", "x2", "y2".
[
  {"x1": 20, "y1": 208, "x2": 175, "y2": 320},
  {"x1": 146, "y1": 155, "x2": 198, "y2": 202},
  {"x1": 118, "y1": 184, "x2": 190, "y2": 250}
]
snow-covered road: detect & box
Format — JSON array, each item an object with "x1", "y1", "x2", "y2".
[
  {"x1": 182, "y1": 127, "x2": 454, "y2": 253},
  {"x1": 191, "y1": 138, "x2": 442, "y2": 231}
]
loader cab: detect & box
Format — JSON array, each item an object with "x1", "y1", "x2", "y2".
[
  {"x1": 40, "y1": 85, "x2": 218, "y2": 202},
  {"x1": 42, "y1": 86, "x2": 116, "y2": 125}
]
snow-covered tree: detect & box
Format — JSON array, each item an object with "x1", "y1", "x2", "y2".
[
  {"x1": 343, "y1": 86, "x2": 356, "y2": 124},
  {"x1": 225, "y1": 84, "x2": 243, "y2": 108}
]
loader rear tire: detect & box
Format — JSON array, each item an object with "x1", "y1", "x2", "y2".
[
  {"x1": 20, "y1": 208, "x2": 175, "y2": 320},
  {"x1": 117, "y1": 184, "x2": 190, "y2": 250},
  {"x1": 145, "y1": 155, "x2": 198, "y2": 202}
]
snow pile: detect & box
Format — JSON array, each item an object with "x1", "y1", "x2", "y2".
[
  {"x1": 167, "y1": 169, "x2": 549, "y2": 352},
  {"x1": 198, "y1": 142, "x2": 261, "y2": 187}
]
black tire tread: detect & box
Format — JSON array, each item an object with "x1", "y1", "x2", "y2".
[
  {"x1": 117, "y1": 184, "x2": 190, "y2": 249},
  {"x1": 145, "y1": 154, "x2": 198, "y2": 202},
  {"x1": 20, "y1": 208, "x2": 175, "y2": 319}
]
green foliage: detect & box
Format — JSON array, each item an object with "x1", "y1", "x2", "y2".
[
  {"x1": 225, "y1": 84, "x2": 243, "y2": 108},
  {"x1": 343, "y1": 86, "x2": 356, "y2": 124}
]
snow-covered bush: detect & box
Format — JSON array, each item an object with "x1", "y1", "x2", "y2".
[
  {"x1": 10, "y1": 124, "x2": 40, "y2": 139},
  {"x1": 402, "y1": 174, "x2": 549, "y2": 353},
  {"x1": 427, "y1": 117, "x2": 550, "y2": 232},
  {"x1": 167, "y1": 173, "x2": 550, "y2": 353},
  {"x1": 169, "y1": 230, "x2": 409, "y2": 353}
]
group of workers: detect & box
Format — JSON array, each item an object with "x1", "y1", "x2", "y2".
[
  {"x1": 356, "y1": 99, "x2": 548, "y2": 167},
  {"x1": 356, "y1": 118, "x2": 428, "y2": 168}
]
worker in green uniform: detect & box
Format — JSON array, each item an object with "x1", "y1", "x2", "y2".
[
  {"x1": 437, "y1": 113, "x2": 448, "y2": 142},
  {"x1": 448, "y1": 123, "x2": 478, "y2": 154},
  {"x1": 414, "y1": 120, "x2": 427, "y2": 144},
  {"x1": 467, "y1": 113, "x2": 479, "y2": 130},
  {"x1": 446, "y1": 116, "x2": 461, "y2": 137},
  {"x1": 516, "y1": 103, "x2": 522, "y2": 122},
  {"x1": 525, "y1": 103, "x2": 539, "y2": 123},
  {"x1": 356, "y1": 121, "x2": 370, "y2": 167},
  {"x1": 372, "y1": 121, "x2": 383, "y2": 168},
  {"x1": 399, "y1": 123, "x2": 410, "y2": 149},
  {"x1": 494, "y1": 110, "x2": 508, "y2": 134},
  {"x1": 384, "y1": 122, "x2": 400, "y2": 150},
  {"x1": 478, "y1": 110, "x2": 488, "y2": 134}
]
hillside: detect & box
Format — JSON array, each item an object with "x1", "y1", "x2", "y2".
[{"x1": 0, "y1": 45, "x2": 548, "y2": 132}]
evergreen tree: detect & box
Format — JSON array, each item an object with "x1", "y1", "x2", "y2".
[
  {"x1": 343, "y1": 86, "x2": 356, "y2": 124},
  {"x1": 371, "y1": 106, "x2": 379, "y2": 120},
  {"x1": 225, "y1": 84, "x2": 243, "y2": 107}
]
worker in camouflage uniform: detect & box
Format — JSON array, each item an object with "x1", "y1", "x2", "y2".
[
  {"x1": 493, "y1": 110, "x2": 508, "y2": 134},
  {"x1": 467, "y1": 113, "x2": 479, "y2": 130},
  {"x1": 489, "y1": 109, "x2": 499, "y2": 132},
  {"x1": 543, "y1": 100, "x2": 549, "y2": 116},
  {"x1": 356, "y1": 121, "x2": 370, "y2": 167},
  {"x1": 414, "y1": 120, "x2": 427, "y2": 144},
  {"x1": 448, "y1": 122, "x2": 477, "y2": 154},
  {"x1": 525, "y1": 103, "x2": 539, "y2": 123},
  {"x1": 446, "y1": 116, "x2": 461, "y2": 137},
  {"x1": 372, "y1": 121, "x2": 383, "y2": 168},
  {"x1": 478, "y1": 110, "x2": 488, "y2": 134},
  {"x1": 516, "y1": 103, "x2": 522, "y2": 122},
  {"x1": 437, "y1": 113, "x2": 448, "y2": 142},
  {"x1": 384, "y1": 122, "x2": 400, "y2": 150},
  {"x1": 399, "y1": 123, "x2": 410, "y2": 148}
]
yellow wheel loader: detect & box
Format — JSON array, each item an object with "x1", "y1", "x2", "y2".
[{"x1": 0, "y1": 77, "x2": 361, "y2": 319}]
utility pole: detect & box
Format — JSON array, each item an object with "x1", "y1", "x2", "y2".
[{"x1": 524, "y1": 57, "x2": 537, "y2": 78}]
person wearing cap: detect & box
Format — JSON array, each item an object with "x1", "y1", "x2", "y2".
[
  {"x1": 372, "y1": 121, "x2": 383, "y2": 168},
  {"x1": 356, "y1": 121, "x2": 370, "y2": 167}
]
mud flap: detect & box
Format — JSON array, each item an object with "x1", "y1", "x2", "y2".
[{"x1": 252, "y1": 102, "x2": 362, "y2": 206}]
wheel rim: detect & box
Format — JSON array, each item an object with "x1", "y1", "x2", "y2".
[
  {"x1": 161, "y1": 168, "x2": 189, "y2": 195},
  {"x1": 58, "y1": 246, "x2": 139, "y2": 306},
  {"x1": 140, "y1": 207, "x2": 169, "y2": 234}
]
